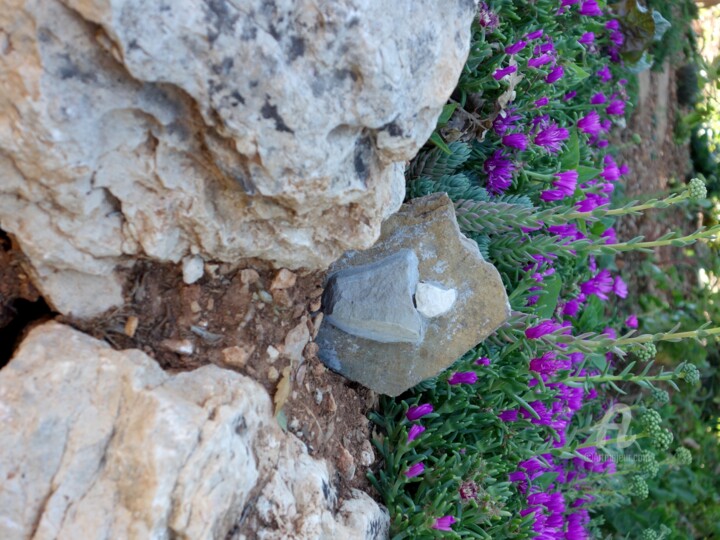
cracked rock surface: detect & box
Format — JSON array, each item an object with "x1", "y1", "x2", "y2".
[
  {"x1": 0, "y1": 0, "x2": 476, "y2": 317},
  {"x1": 0, "y1": 322, "x2": 389, "y2": 540}
]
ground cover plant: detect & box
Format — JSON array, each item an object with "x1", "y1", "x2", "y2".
[{"x1": 370, "y1": 1, "x2": 720, "y2": 538}]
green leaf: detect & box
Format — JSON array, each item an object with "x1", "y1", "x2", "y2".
[
  {"x1": 535, "y1": 274, "x2": 562, "y2": 319},
  {"x1": 533, "y1": 472, "x2": 560, "y2": 491},
  {"x1": 560, "y1": 130, "x2": 579, "y2": 171},
  {"x1": 566, "y1": 62, "x2": 590, "y2": 82},
  {"x1": 429, "y1": 131, "x2": 453, "y2": 155},
  {"x1": 577, "y1": 166, "x2": 603, "y2": 183},
  {"x1": 437, "y1": 103, "x2": 457, "y2": 126}
]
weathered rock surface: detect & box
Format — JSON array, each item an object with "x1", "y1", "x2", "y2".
[
  {"x1": 0, "y1": 0, "x2": 477, "y2": 317},
  {"x1": 324, "y1": 249, "x2": 422, "y2": 343},
  {"x1": 316, "y1": 193, "x2": 511, "y2": 396},
  {"x1": 0, "y1": 322, "x2": 389, "y2": 540}
]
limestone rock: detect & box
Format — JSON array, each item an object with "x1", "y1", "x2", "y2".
[
  {"x1": 0, "y1": 322, "x2": 389, "y2": 540},
  {"x1": 415, "y1": 282, "x2": 458, "y2": 318},
  {"x1": 0, "y1": 0, "x2": 476, "y2": 317},
  {"x1": 316, "y1": 193, "x2": 511, "y2": 396},
  {"x1": 182, "y1": 255, "x2": 205, "y2": 285},
  {"x1": 324, "y1": 249, "x2": 422, "y2": 344}
]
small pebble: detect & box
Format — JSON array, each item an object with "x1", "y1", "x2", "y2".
[
  {"x1": 258, "y1": 290, "x2": 273, "y2": 303},
  {"x1": 189, "y1": 301, "x2": 202, "y2": 314},
  {"x1": 240, "y1": 268, "x2": 260, "y2": 285},
  {"x1": 311, "y1": 313, "x2": 323, "y2": 339},
  {"x1": 221, "y1": 345, "x2": 254, "y2": 367},
  {"x1": 124, "y1": 316, "x2": 139, "y2": 338},
  {"x1": 360, "y1": 440, "x2": 375, "y2": 466},
  {"x1": 160, "y1": 338, "x2": 194, "y2": 356},
  {"x1": 310, "y1": 287, "x2": 324, "y2": 299},
  {"x1": 266, "y1": 345, "x2": 280, "y2": 363},
  {"x1": 289, "y1": 418, "x2": 301, "y2": 431},
  {"x1": 337, "y1": 447, "x2": 356, "y2": 481},
  {"x1": 268, "y1": 366, "x2": 279, "y2": 382},
  {"x1": 182, "y1": 255, "x2": 204, "y2": 285},
  {"x1": 309, "y1": 298, "x2": 321, "y2": 312},
  {"x1": 314, "y1": 389, "x2": 324, "y2": 404},
  {"x1": 270, "y1": 268, "x2": 297, "y2": 290}
]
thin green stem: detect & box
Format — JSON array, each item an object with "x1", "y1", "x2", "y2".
[{"x1": 525, "y1": 170, "x2": 556, "y2": 181}]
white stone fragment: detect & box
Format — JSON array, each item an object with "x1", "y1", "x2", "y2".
[
  {"x1": 414, "y1": 282, "x2": 457, "y2": 318},
  {"x1": 182, "y1": 255, "x2": 204, "y2": 284}
]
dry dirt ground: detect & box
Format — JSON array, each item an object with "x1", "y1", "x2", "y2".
[{"x1": 0, "y1": 250, "x2": 380, "y2": 505}]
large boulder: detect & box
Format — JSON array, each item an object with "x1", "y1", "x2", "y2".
[
  {"x1": 0, "y1": 322, "x2": 389, "y2": 540},
  {"x1": 0, "y1": 0, "x2": 477, "y2": 317}
]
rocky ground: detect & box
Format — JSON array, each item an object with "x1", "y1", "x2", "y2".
[{"x1": 0, "y1": 249, "x2": 380, "y2": 507}]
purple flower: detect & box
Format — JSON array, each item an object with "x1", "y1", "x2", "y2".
[
  {"x1": 534, "y1": 123, "x2": 569, "y2": 153},
  {"x1": 613, "y1": 276, "x2": 628, "y2": 298},
  {"x1": 499, "y1": 409, "x2": 518, "y2": 422},
  {"x1": 564, "y1": 90, "x2": 577, "y2": 101},
  {"x1": 606, "y1": 99, "x2": 625, "y2": 116},
  {"x1": 475, "y1": 356, "x2": 491, "y2": 366},
  {"x1": 477, "y1": 3, "x2": 499, "y2": 29},
  {"x1": 493, "y1": 65, "x2": 517, "y2": 80},
  {"x1": 577, "y1": 193, "x2": 610, "y2": 212},
  {"x1": 406, "y1": 403, "x2": 433, "y2": 421},
  {"x1": 534, "y1": 41, "x2": 555, "y2": 55},
  {"x1": 580, "y1": 269, "x2": 614, "y2": 300},
  {"x1": 601, "y1": 227, "x2": 617, "y2": 244},
  {"x1": 610, "y1": 30, "x2": 625, "y2": 47},
  {"x1": 625, "y1": 314, "x2": 639, "y2": 328},
  {"x1": 578, "y1": 32, "x2": 595, "y2": 45},
  {"x1": 554, "y1": 170, "x2": 578, "y2": 195},
  {"x1": 540, "y1": 189, "x2": 565, "y2": 202},
  {"x1": 484, "y1": 150, "x2": 516, "y2": 194},
  {"x1": 548, "y1": 223, "x2": 585, "y2": 241},
  {"x1": 449, "y1": 371, "x2": 478, "y2": 385},
  {"x1": 506, "y1": 40, "x2": 527, "y2": 55},
  {"x1": 459, "y1": 481, "x2": 479, "y2": 500},
  {"x1": 590, "y1": 92, "x2": 606, "y2": 105},
  {"x1": 407, "y1": 424, "x2": 426, "y2": 442},
  {"x1": 606, "y1": 19, "x2": 620, "y2": 30},
  {"x1": 545, "y1": 65, "x2": 564, "y2": 83},
  {"x1": 579, "y1": 0, "x2": 603, "y2": 16},
  {"x1": 493, "y1": 108, "x2": 521, "y2": 136},
  {"x1": 578, "y1": 110, "x2": 602, "y2": 135},
  {"x1": 563, "y1": 299, "x2": 581, "y2": 317},
  {"x1": 502, "y1": 133, "x2": 528, "y2": 150},
  {"x1": 535, "y1": 97, "x2": 549, "y2": 107},
  {"x1": 619, "y1": 163, "x2": 630, "y2": 176},
  {"x1": 540, "y1": 171, "x2": 576, "y2": 202},
  {"x1": 597, "y1": 66, "x2": 612, "y2": 83},
  {"x1": 525, "y1": 319, "x2": 562, "y2": 339},
  {"x1": 432, "y1": 516, "x2": 456, "y2": 531},
  {"x1": 528, "y1": 54, "x2": 553, "y2": 68},
  {"x1": 601, "y1": 155, "x2": 620, "y2": 181},
  {"x1": 530, "y1": 351, "x2": 571, "y2": 375},
  {"x1": 527, "y1": 29, "x2": 544, "y2": 40},
  {"x1": 405, "y1": 462, "x2": 425, "y2": 478}
]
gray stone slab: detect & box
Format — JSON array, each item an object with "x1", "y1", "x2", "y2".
[{"x1": 324, "y1": 249, "x2": 422, "y2": 344}]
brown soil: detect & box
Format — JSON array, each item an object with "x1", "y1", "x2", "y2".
[
  {"x1": 613, "y1": 63, "x2": 696, "y2": 301},
  {"x1": 0, "y1": 248, "x2": 378, "y2": 505}
]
